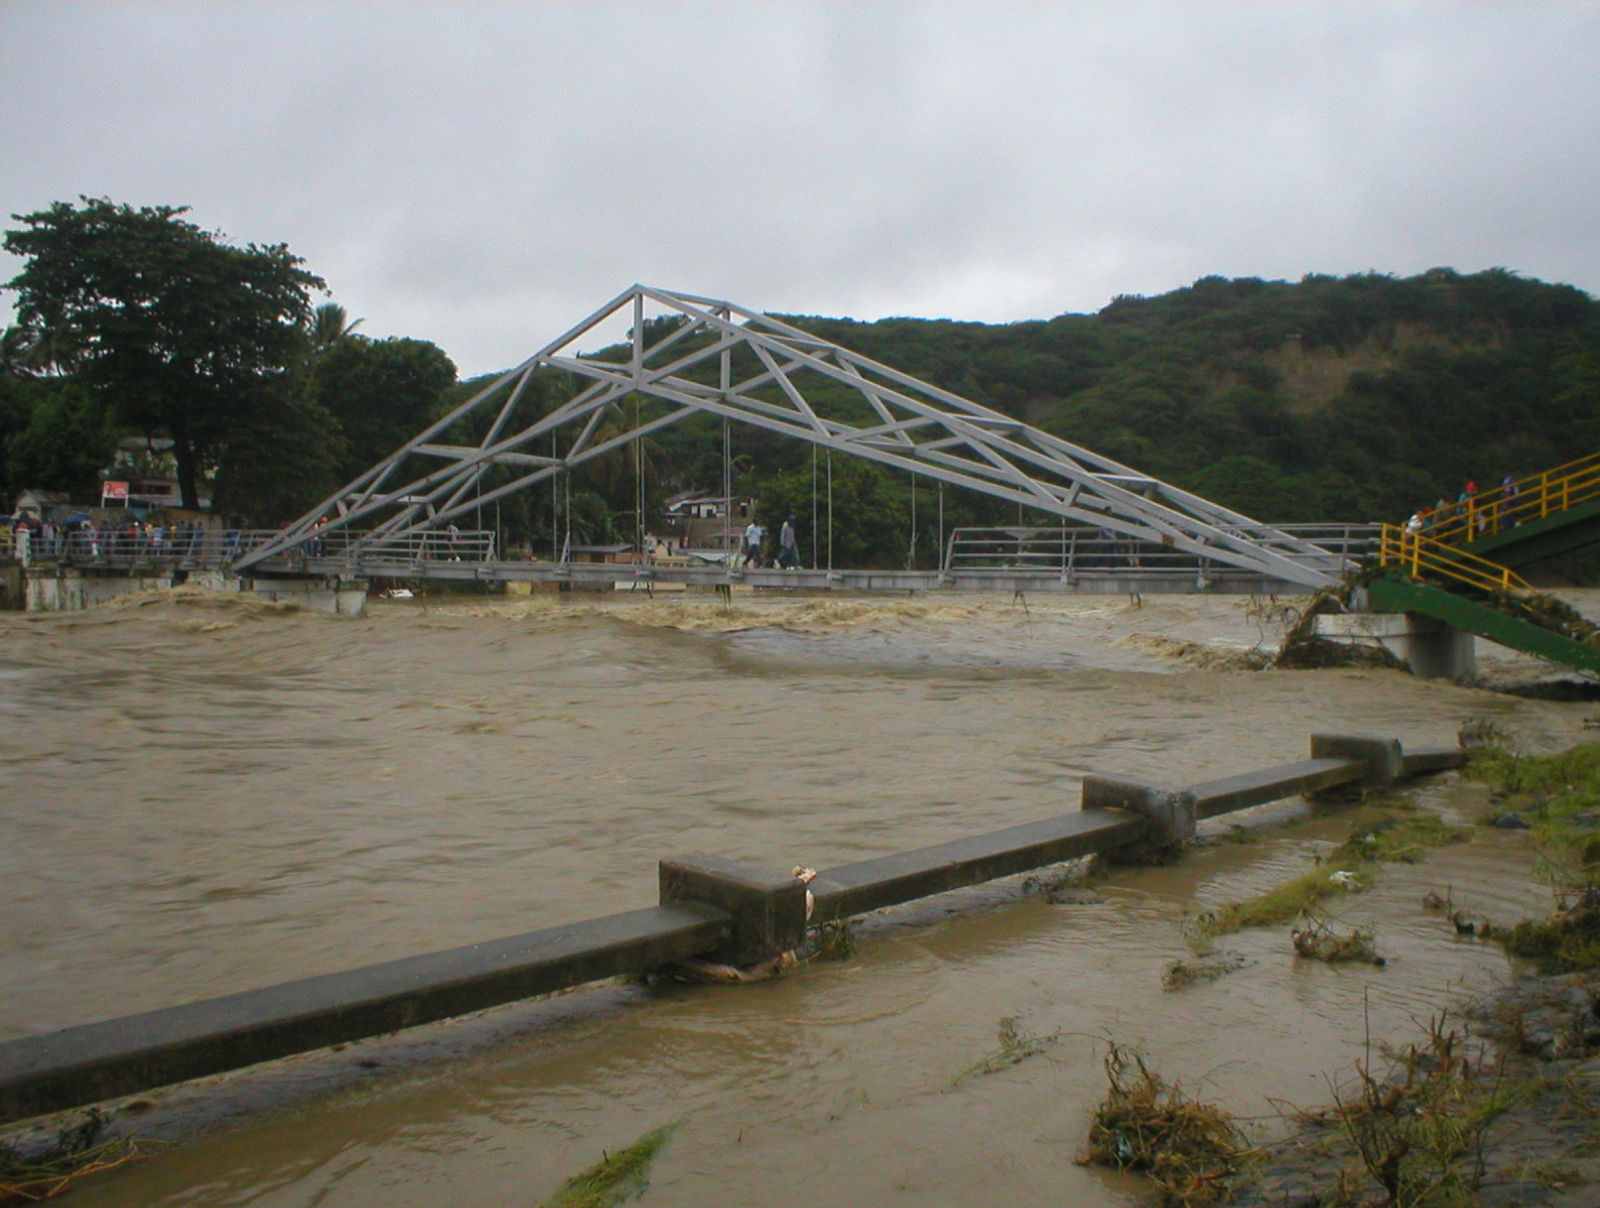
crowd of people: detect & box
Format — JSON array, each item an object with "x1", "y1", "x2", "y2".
[
  {"x1": 1, "y1": 515, "x2": 227, "y2": 564},
  {"x1": 1404, "y1": 474, "x2": 1521, "y2": 539}
]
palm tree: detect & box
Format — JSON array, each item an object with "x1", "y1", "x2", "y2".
[{"x1": 304, "y1": 302, "x2": 363, "y2": 357}]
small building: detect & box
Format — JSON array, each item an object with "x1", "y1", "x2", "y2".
[
  {"x1": 104, "y1": 436, "x2": 210, "y2": 511},
  {"x1": 11, "y1": 489, "x2": 73, "y2": 521},
  {"x1": 661, "y1": 491, "x2": 755, "y2": 551},
  {"x1": 569, "y1": 543, "x2": 636, "y2": 564}
]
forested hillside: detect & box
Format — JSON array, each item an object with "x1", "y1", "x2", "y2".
[{"x1": 779, "y1": 269, "x2": 1600, "y2": 525}]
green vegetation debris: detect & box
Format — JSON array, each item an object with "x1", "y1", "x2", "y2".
[
  {"x1": 1192, "y1": 809, "x2": 1469, "y2": 940},
  {"x1": 1466, "y1": 735, "x2": 1600, "y2": 971},
  {"x1": 1326, "y1": 812, "x2": 1472, "y2": 866},
  {"x1": 1194, "y1": 866, "x2": 1372, "y2": 938},
  {"x1": 1504, "y1": 591, "x2": 1600, "y2": 650},
  {"x1": 539, "y1": 1122, "x2": 679, "y2": 1208},
  {"x1": 1162, "y1": 952, "x2": 1248, "y2": 990},
  {"x1": 956, "y1": 1016, "x2": 1061, "y2": 1081},
  {"x1": 809, "y1": 919, "x2": 857, "y2": 961},
  {"x1": 1080, "y1": 1043, "x2": 1251, "y2": 1207},
  {"x1": 1502, "y1": 889, "x2": 1600, "y2": 975},
  {"x1": 1291, "y1": 918, "x2": 1386, "y2": 966}
]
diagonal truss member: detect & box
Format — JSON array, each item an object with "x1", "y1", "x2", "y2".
[{"x1": 235, "y1": 284, "x2": 1342, "y2": 586}]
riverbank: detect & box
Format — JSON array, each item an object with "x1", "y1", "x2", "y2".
[
  {"x1": 1226, "y1": 970, "x2": 1600, "y2": 1208},
  {"x1": 1218, "y1": 738, "x2": 1600, "y2": 1207}
]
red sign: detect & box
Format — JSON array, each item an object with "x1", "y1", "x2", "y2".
[{"x1": 102, "y1": 481, "x2": 129, "y2": 500}]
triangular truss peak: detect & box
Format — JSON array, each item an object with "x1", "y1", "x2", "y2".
[{"x1": 235, "y1": 284, "x2": 1341, "y2": 586}]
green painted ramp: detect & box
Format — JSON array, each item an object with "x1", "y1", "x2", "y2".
[
  {"x1": 1368, "y1": 576, "x2": 1600, "y2": 676},
  {"x1": 1457, "y1": 496, "x2": 1600, "y2": 569}
]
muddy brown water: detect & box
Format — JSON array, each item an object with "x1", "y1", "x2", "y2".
[{"x1": 2, "y1": 588, "x2": 1594, "y2": 1206}]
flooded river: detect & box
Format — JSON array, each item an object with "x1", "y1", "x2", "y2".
[{"x1": 1, "y1": 588, "x2": 1594, "y2": 1206}]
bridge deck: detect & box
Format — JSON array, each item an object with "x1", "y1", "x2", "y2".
[
  {"x1": 25, "y1": 523, "x2": 1367, "y2": 597},
  {"x1": 280, "y1": 557, "x2": 1316, "y2": 596}
]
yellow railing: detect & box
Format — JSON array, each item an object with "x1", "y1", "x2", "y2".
[
  {"x1": 1419, "y1": 451, "x2": 1600, "y2": 545},
  {"x1": 1377, "y1": 523, "x2": 1534, "y2": 596}
]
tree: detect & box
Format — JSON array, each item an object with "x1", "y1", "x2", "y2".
[
  {"x1": 209, "y1": 379, "x2": 345, "y2": 526},
  {"x1": 312, "y1": 335, "x2": 457, "y2": 480},
  {"x1": 304, "y1": 301, "x2": 363, "y2": 357},
  {"x1": 2, "y1": 379, "x2": 117, "y2": 503},
  {"x1": 3, "y1": 197, "x2": 325, "y2": 509}
]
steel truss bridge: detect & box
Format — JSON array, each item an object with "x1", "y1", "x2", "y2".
[{"x1": 102, "y1": 285, "x2": 1367, "y2": 594}]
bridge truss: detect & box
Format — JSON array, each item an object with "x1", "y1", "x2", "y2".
[{"x1": 235, "y1": 285, "x2": 1342, "y2": 588}]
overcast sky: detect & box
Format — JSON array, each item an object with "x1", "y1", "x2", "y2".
[{"x1": 4, "y1": 1, "x2": 1599, "y2": 378}]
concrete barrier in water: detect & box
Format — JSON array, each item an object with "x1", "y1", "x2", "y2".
[{"x1": 0, "y1": 733, "x2": 1463, "y2": 1126}]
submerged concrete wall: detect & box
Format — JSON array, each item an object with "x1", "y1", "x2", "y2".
[
  {"x1": 25, "y1": 570, "x2": 178, "y2": 611},
  {"x1": 19, "y1": 569, "x2": 367, "y2": 617},
  {"x1": 238, "y1": 576, "x2": 368, "y2": 617},
  {"x1": 0, "y1": 732, "x2": 1462, "y2": 1126}
]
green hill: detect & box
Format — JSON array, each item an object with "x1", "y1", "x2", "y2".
[{"x1": 777, "y1": 269, "x2": 1600, "y2": 525}]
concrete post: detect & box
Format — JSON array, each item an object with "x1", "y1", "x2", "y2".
[
  {"x1": 659, "y1": 855, "x2": 808, "y2": 966},
  {"x1": 1080, "y1": 775, "x2": 1197, "y2": 852},
  {"x1": 1309, "y1": 733, "x2": 1404, "y2": 787}
]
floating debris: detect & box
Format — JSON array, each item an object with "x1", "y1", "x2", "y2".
[
  {"x1": 1504, "y1": 887, "x2": 1600, "y2": 973},
  {"x1": 1081, "y1": 1044, "x2": 1251, "y2": 1207},
  {"x1": 1291, "y1": 918, "x2": 1386, "y2": 966},
  {"x1": 956, "y1": 1017, "x2": 1061, "y2": 1080},
  {"x1": 0, "y1": 1109, "x2": 163, "y2": 1206},
  {"x1": 1162, "y1": 952, "x2": 1249, "y2": 990},
  {"x1": 539, "y1": 1122, "x2": 679, "y2": 1208},
  {"x1": 1271, "y1": 591, "x2": 1406, "y2": 671},
  {"x1": 809, "y1": 919, "x2": 857, "y2": 961}
]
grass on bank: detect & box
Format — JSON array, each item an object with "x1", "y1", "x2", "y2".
[
  {"x1": 1465, "y1": 729, "x2": 1600, "y2": 973},
  {"x1": 1325, "y1": 1013, "x2": 1531, "y2": 1208},
  {"x1": 1190, "y1": 809, "x2": 1472, "y2": 942}
]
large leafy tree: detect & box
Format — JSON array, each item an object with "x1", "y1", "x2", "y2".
[
  {"x1": 312, "y1": 334, "x2": 457, "y2": 481},
  {"x1": 2, "y1": 197, "x2": 325, "y2": 509}
]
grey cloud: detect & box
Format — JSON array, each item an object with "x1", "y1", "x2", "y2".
[{"x1": 3, "y1": 2, "x2": 1598, "y2": 376}]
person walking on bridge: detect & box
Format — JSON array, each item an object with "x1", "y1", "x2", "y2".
[{"x1": 778, "y1": 516, "x2": 801, "y2": 568}]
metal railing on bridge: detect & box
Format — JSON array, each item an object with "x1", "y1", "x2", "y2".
[
  {"x1": 1375, "y1": 523, "x2": 1535, "y2": 597},
  {"x1": 33, "y1": 527, "x2": 499, "y2": 571},
  {"x1": 940, "y1": 523, "x2": 1378, "y2": 583},
  {"x1": 1419, "y1": 452, "x2": 1600, "y2": 546}
]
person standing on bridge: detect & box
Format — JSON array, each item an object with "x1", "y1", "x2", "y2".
[
  {"x1": 743, "y1": 519, "x2": 764, "y2": 567},
  {"x1": 778, "y1": 516, "x2": 801, "y2": 568},
  {"x1": 1500, "y1": 474, "x2": 1519, "y2": 529}
]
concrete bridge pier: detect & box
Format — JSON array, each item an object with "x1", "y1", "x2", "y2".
[
  {"x1": 239, "y1": 576, "x2": 368, "y2": 617},
  {"x1": 1314, "y1": 611, "x2": 1476, "y2": 679}
]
